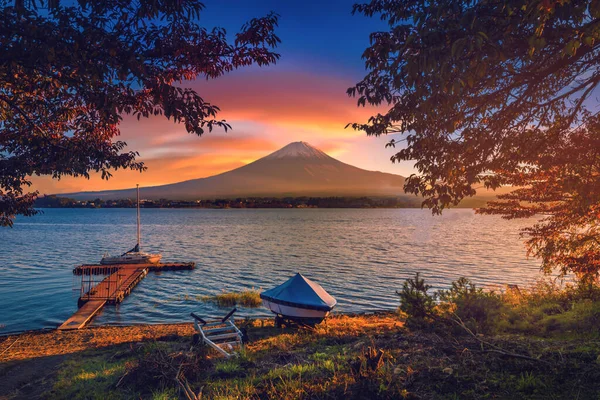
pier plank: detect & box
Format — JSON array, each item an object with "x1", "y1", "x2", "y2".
[
  {"x1": 58, "y1": 300, "x2": 106, "y2": 330},
  {"x1": 81, "y1": 267, "x2": 147, "y2": 303}
]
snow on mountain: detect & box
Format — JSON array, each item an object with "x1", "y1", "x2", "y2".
[{"x1": 264, "y1": 141, "x2": 331, "y2": 160}]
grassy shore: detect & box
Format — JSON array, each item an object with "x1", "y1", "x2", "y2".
[
  {"x1": 0, "y1": 312, "x2": 598, "y2": 399},
  {"x1": 1, "y1": 279, "x2": 599, "y2": 399}
]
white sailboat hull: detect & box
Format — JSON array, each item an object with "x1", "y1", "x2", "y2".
[{"x1": 100, "y1": 253, "x2": 162, "y2": 265}]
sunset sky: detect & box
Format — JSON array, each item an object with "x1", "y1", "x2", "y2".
[{"x1": 31, "y1": 0, "x2": 415, "y2": 195}]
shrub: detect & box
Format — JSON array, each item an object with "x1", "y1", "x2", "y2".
[
  {"x1": 201, "y1": 289, "x2": 262, "y2": 308},
  {"x1": 397, "y1": 273, "x2": 435, "y2": 328},
  {"x1": 573, "y1": 276, "x2": 600, "y2": 301},
  {"x1": 437, "y1": 278, "x2": 505, "y2": 335},
  {"x1": 398, "y1": 274, "x2": 600, "y2": 338},
  {"x1": 499, "y1": 277, "x2": 600, "y2": 337}
]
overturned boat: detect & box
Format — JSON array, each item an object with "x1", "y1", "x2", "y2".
[{"x1": 260, "y1": 273, "x2": 337, "y2": 324}]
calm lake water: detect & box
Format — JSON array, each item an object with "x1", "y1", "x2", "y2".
[{"x1": 0, "y1": 208, "x2": 543, "y2": 333}]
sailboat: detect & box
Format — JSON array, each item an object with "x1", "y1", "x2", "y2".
[{"x1": 100, "y1": 184, "x2": 162, "y2": 265}]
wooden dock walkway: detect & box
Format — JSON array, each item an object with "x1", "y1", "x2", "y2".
[
  {"x1": 73, "y1": 262, "x2": 195, "y2": 275},
  {"x1": 59, "y1": 262, "x2": 195, "y2": 330},
  {"x1": 58, "y1": 300, "x2": 106, "y2": 330}
]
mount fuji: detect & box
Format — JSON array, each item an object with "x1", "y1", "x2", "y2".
[{"x1": 61, "y1": 142, "x2": 407, "y2": 200}]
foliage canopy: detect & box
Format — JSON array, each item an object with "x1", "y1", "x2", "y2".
[
  {"x1": 0, "y1": 0, "x2": 280, "y2": 226},
  {"x1": 350, "y1": 0, "x2": 600, "y2": 276}
]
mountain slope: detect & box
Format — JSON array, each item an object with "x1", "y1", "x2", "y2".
[{"x1": 61, "y1": 142, "x2": 407, "y2": 200}]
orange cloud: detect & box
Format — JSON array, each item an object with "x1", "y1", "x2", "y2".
[
  {"x1": 29, "y1": 68, "x2": 402, "y2": 194},
  {"x1": 189, "y1": 70, "x2": 380, "y2": 134}
]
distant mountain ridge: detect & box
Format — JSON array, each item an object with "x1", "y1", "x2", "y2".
[{"x1": 60, "y1": 141, "x2": 407, "y2": 200}]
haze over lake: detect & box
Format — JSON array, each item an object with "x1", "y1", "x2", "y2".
[{"x1": 0, "y1": 208, "x2": 543, "y2": 333}]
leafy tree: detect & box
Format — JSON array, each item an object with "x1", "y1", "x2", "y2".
[
  {"x1": 0, "y1": 0, "x2": 280, "y2": 226},
  {"x1": 349, "y1": 0, "x2": 600, "y2": 277}
]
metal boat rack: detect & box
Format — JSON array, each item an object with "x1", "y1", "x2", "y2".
[{"x1": 191, "y1": 309, "x2": 244, "y2": 358}]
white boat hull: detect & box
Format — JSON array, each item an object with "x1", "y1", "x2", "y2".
[
  {"x1": 100, "y1": 253, "x2": 162, "y2": 265},
  {"x1": 261, "y1": 299, "x2": 330, "y2": 321}
]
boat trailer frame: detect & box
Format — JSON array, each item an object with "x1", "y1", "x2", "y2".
[{"x1": 191, "y1": 309, "x2": 244, "y2": 358}]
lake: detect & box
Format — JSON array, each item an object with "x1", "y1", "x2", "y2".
[{"x1": 0, "y1": 208, "x2": 543, "y2": 333}]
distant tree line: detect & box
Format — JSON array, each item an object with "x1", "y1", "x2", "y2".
[{"x1": 34, "y1": 195, "x2": 425, "y2": 209}]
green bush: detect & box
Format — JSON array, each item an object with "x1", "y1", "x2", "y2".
[
  {"x1": 437, "y1": 277, "x2": 505, "y2": 334},
  {"x1": 573, "y1": 276, "x2": 600, "y2": 301},
  {"x1": 532, "y1": 299, "x2": 600, "y2": 337},
  {"x1": 397, "y1": 273, "x2": 435, "y2": 328},
  {"x1": 497, "y1": 278, "x2": 600, "y2": 338},
  {"x1": 397, "y1": 274, "x2": 600, "y2": 338}
]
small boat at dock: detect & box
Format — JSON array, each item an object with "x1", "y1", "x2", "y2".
[
  {"x1": 100, "y1": 244, "x2": 162, "y2": 265},
  {"x1": 100, "y1": 184, "x2": 162, "y2": 265},
  {"x1": 260, "y1": 273, "x2": 337, "y2": 324}
]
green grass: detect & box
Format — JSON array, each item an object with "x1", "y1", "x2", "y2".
[
  {"x1": 201, "y1": 289, "x2": 262, "y2": 308},
  {"x1": 48, "y1": 314, "x2": 600, "y2": 399},
  {"x1": 515, "y1": 371, "x2": 546, "y2": 394},
  {"x1": 50, "y1": 350, "x2": 134, "y2": 400},
  {"x1": 214, "y1": 359, "x2": 244, "y2": 376},
  {"x1": 150, "y1": 388, "x2": 178, "y2": 400},
  {"x1": 46, "y1": 279, "x2": 600, "y2": 399},
  {"x1": 490, "y1": 280, "x2": 600, "y2": 339},
  {"x1": 265, "y1": 363, "x2": 321, "y2": 380}
]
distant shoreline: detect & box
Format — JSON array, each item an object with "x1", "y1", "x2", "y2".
[{"x1": 34, "y1": 195, "x2": 489, "y2": 209}]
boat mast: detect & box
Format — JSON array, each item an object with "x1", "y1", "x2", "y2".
[{"x1": 136, "y1": 184, "x2": 141, "y2": 251}]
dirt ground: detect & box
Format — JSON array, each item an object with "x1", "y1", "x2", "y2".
[
  {"x1": 1, "y1": 314, "x2": 596, "y2": 399},
  {"x1": 0, "y1": 323, "x2": 196, "y2": 399},
  {"x1": 0, "y1": 314, "x2": 402, "y2": 399}
]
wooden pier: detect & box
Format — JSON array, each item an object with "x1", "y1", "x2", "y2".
[
  {"x1": 58, "y1": 262, "x2": 195, "y2": 331},
  {"x1": 72, "y1": 262, "x2": 195, "y2": 276}
]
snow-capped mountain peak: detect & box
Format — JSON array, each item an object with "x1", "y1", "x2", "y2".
[{"x1": 264, "y1": 141, "x2": 331, "y2": 160}]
